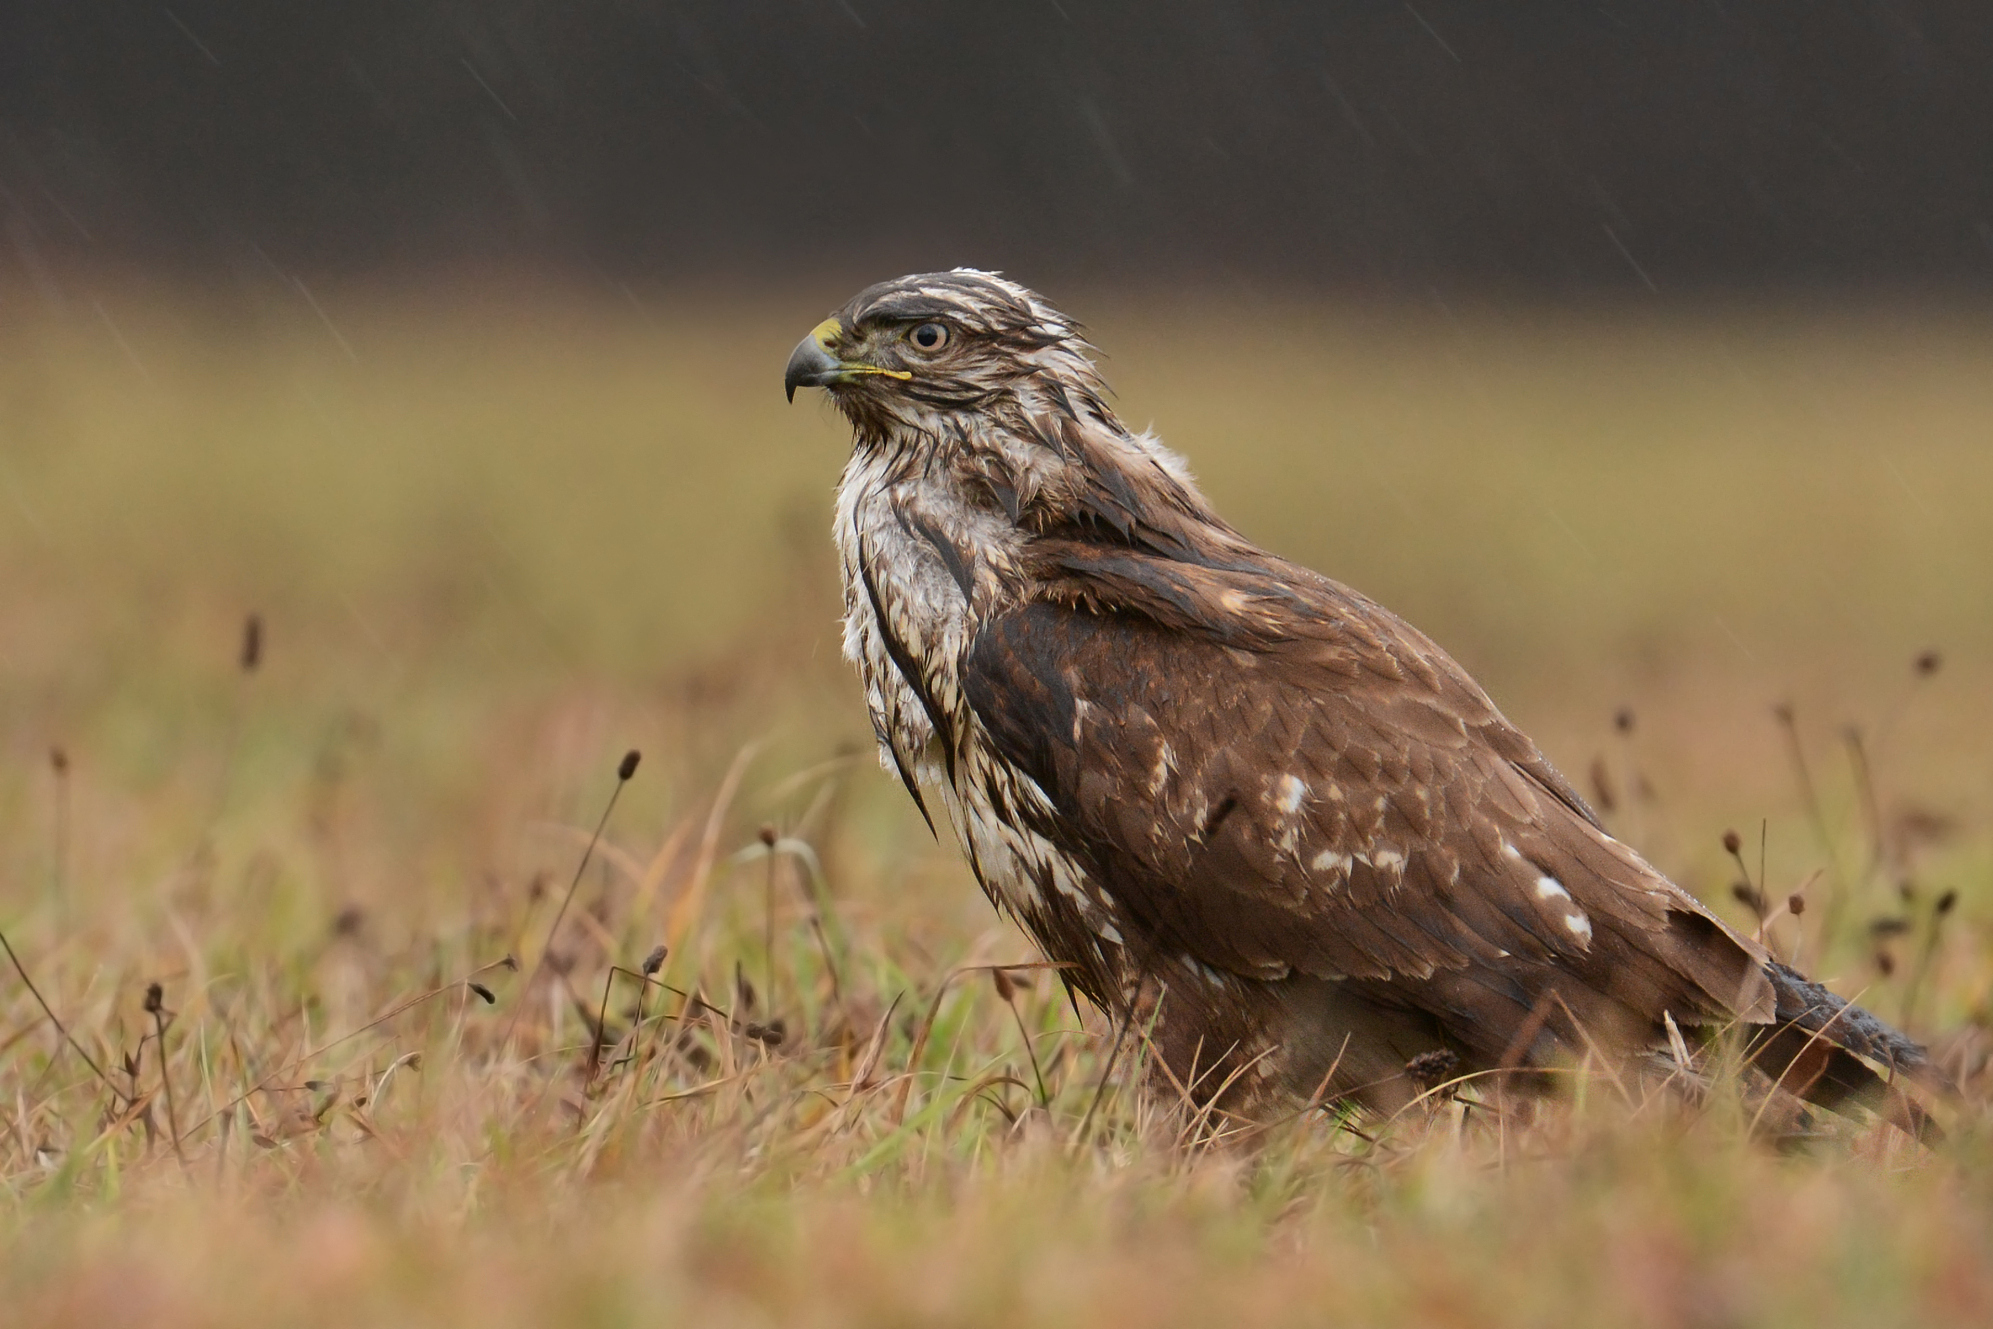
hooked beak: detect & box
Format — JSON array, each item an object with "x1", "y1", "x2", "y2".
[
  {"x1": 784, "y1": 318, "x2": 842, "y2": 403},
  {"x1": 784, "y1": 317, "x2": 912, "y2": 402}
]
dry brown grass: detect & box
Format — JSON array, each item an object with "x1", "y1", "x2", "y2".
[{"x1": 1, "y1": 282, "x2": 1990, "y2": 1326}]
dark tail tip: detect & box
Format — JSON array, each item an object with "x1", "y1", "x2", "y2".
[{"x1": 1750, "y1": 960, "x2": 1951, "y2": 1142}]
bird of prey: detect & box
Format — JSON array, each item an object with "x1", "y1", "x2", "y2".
[{"x1": 784, "y1": 269, "x2": 1939, "y2": 1130}]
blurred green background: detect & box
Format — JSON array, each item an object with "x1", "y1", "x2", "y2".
[
  {"x1": 9, "y1": 289, "x2": 1990, "y2": 681},
  {"x1": 2, "y1": 285, "x2": 1989, "y2": 959}
]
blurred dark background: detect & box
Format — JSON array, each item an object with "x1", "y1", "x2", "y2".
[{"x1": 5, "y1": 0, "x2": 1992, "y2": 296}]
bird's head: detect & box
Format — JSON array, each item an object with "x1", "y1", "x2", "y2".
[
  {"x1": 784, "y1": 269, "x2": 1109, "y2": 444},
  {"x1": 785, "y1": 269, "x2": 1233, "y2": 557}
]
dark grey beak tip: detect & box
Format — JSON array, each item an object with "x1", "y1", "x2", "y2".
[{"x1": 784, "y1": 332, "x2": 841, "y2": 404}]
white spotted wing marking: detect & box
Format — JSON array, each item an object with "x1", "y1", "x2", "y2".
[
  {"x1": 1310, "y1": 849, "x2": 1351, "y2": 874},
  {"x1": 1533, "y1": 873, "x2": 1593, "y2": 946},
  {"x1": 1274, "y1": 774, "x2": 1308, "y2": 814}
]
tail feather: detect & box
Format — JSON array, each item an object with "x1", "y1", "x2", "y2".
[{"x1": 1746, "y1": 961, "x2": 1950, "y2": 1141}]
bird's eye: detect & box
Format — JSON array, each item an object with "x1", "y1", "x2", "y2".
[{"x1": 908, "y1": 322, "x2": 950, "y2": 352}]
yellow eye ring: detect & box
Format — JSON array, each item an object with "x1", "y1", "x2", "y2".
[{"x1": 908, "y1": 322, "x2": 949, "y2": 352}]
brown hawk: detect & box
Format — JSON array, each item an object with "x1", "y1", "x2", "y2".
[{"x1": 784, "y1": 269, "x2": 1938, "y2": 1129}]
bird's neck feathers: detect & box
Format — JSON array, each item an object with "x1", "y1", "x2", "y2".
[{"x1": 856, "y1": 352, "x2": 1250, "y2": 571}]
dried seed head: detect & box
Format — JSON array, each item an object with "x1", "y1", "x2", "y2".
[
  {"x1": 143, "y1": 982, "x2": 164, "y2": 1015},
  {"x1": 758, "y1": 1019, "x2": 786, "y2": 1047},
  {"x1": 1722, "y1": 829, "x2": 1742, "y2": 856},
  {"x1": 1915, "y1": 649, "x2": 1942, "y2": 677},
  {"x1": 641, "y1": 944, "x2": 667, "y2": 977},
  {"x1": 467, "y1": 982, "x2": 496, "y2": 1004},
  {"x1": 500, "y1": 953, "x2": 520, "y2": 971},
  {"x1": 1936, "y1": 888, "x2": 1959, "y2": 917},
  {"x1": 1787, "y1": 893, "x2": 1806, "y2": 916},
  {"x1": 1587, "y1": 756, "x2": 1617, "y2": 814},
  {"x1": 240, "y1": 614, "x2": 263, "y2": 672},
  {"x1": 1875, "y1": 949, "x2": 1897, "y2": 978},
  {"x1": 1613, "y1": 707, "x2": 1635, "y2": 735},
  {"x1": 758, "y1": 823, "x2": 779, "y2": 848},
  {"x1": 1868, "y1": 916, "x2": 1912, "y2": 938},
  {"x1": 1404, "y1": 1048, "x2": 1460, "y2": 1091},
  {"x1": 49, "y1": 747, "x2": 68, "y2": 775},
  {"x1": 1730, "y1": 883, "x2": 1765, "y2": 914},
  {"x1": 991, "y1": 966, "x2": 1016, "y2": 1003},
  {"x1": 617, "y1": 750, "x2": 641, "y2": 781}
]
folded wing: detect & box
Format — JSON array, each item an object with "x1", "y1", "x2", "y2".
[{"x1": 961, "y1": 543, "x2": 1780, "y2": 1071}]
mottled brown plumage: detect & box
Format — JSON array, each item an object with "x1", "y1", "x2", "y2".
[{"x1": 785, "y1": 269, "x2": 1939, "y2": 1131}]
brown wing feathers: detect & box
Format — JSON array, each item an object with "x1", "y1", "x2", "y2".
[
  {"x1": 969, "y1": 595, "x2": 1728, "y2": 1002},
  {"x1": 962, "y1": 540, "x2": 1935, "y2": 1122}
]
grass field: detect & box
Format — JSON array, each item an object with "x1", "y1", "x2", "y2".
[{"x1": 2, "y1": 280, "x2": 1991, "y2": 1326}]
